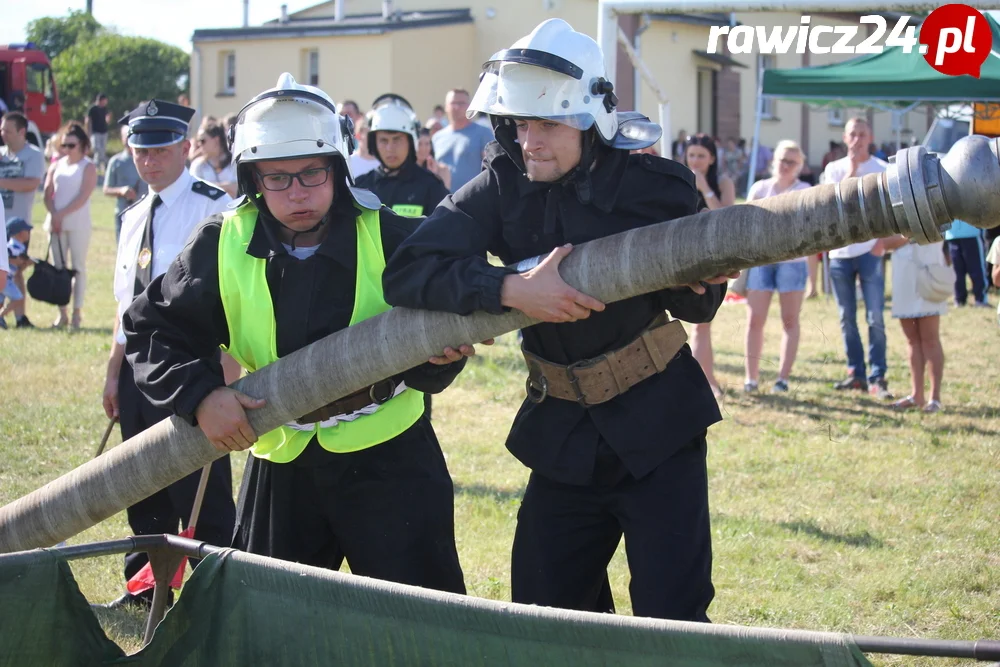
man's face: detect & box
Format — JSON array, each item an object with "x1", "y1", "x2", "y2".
[
  {"x1": 254, "y1": 156, "x2": 335, "y2": 232},
  {"x1": 0, "y1": 120, "x2": 25, "y2": 149},
  {"x1": 376, "y1": 131, "x2": 409, "y2": 170},
  {"x1": 340, "y1": 103, "x2": 361, "y2": 123},
  {"x1": 133, "y1": 140, "x2": 190, "y2": 191},
  {"x1": 99, "y1": 97, "x2": 108, "y2": 107},
  {"x1": 515, "y1": 119, "x2": 582, "y2": 183},
  {"x1": 844, "y1": 121, "x2": 871, "y2": 158},
  {"x1": 445, "y1": 91, "x2": 470, "y2": 125}
]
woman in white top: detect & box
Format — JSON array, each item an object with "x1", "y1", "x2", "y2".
[
  {"x1": 743, "y1": 140, "x2": 812, "y2": 393},
  {"x1": 684, "y1": 134, "x2": 736, "y2": 399},
  {"x1": 881, "y1": 236, "x2": 949, "y2": 412},
  {"x1": 189, "y1": 122, "x2": 237, "y2": 197},
  {"x1": 44, "y1": 122, "x2": 97, "y2": 329}
]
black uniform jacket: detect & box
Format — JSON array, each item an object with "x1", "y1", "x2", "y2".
[
  {"x1": 382, "y1": 143, "x2": 724, "y2": 485},
  {"x1": 355, "y1": 160, "x2": 449, "y2": 218},
  {"x1": 123, "y1": 197, "x2": 466, "y2": 427}
]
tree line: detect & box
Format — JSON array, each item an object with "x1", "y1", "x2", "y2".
[{"x1": 26, "y1": 10, "x2": 189, "y2": 123}]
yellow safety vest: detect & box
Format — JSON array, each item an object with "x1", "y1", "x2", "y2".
[{"x1": 217, "y1": 201, "x2": 424, "y2": 463}]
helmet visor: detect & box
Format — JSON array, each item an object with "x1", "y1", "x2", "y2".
[
  {"x1": 469, "y1": 61, "x2": 596, "y2": 132},
  {"x1": 232, "y1": 95, "x2": 347, "y2": 163}
]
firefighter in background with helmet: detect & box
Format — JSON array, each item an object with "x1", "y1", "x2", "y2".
[
  {"x1": 383, "y1": 20, "x2": 734, "y2": 620},
  {"x1": 123, "y1": 74, "x2": 474, "y2": 592},
  {"x1": 355, "y1": 93, "x2": 449, "y2": 218},
  {"x1": 356, "y1": 93, "x2": 452, "y2": 420}
]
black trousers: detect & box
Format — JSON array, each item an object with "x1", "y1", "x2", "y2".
[
  {"x1": 232, "y1": 415, "x2": 465, "y2": 595},
  {"x1": 947, "y1": 237, "x2": 987, "y2": 304},
  {"x1": 511, "y1": 435, "x2": 714, "y2": 621},
  {"x1": 118, "y1": 362, "x2": 235, "y2": 585}
]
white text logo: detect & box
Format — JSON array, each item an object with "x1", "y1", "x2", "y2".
[{"x1": 706, "y1": 16, "x2": 929, "y2": 56}]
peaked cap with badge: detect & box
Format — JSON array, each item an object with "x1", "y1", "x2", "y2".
[{"x1": 119, "y1": 99, "x2": 195, "y2": 148}]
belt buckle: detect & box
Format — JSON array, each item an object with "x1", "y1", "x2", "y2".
[
  {"x1": 565, "y1": 358, "x2": 598, "y2": 408},
  {"x1": 369, "y1": 379, "x2": 396, "y2": 405},
  {"x1": 526, "y1": 375, "x2": 548, "y2": 403}
]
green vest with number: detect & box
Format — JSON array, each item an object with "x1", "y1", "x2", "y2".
[{"x1": 217, "y1": 201, "x2": 424, "y2": 463}]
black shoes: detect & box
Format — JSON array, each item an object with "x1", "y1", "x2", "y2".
[{"x1": 833, "y1": 375, "x2": 867, "y2": 391}]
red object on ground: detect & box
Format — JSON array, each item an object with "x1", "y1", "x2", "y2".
[
  {"x1": 724, "y1": 291, "x2": 746, "y2": 304},
  {"x1": 126, "y1": 527, "x2": 195, "y2": 594}
]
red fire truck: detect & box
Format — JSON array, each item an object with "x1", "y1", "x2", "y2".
[{"x1": 0, "y1": 43, "x2": 62, "y2": 147}]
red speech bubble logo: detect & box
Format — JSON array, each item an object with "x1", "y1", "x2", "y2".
[{"x1": 919, "y1": 4, "x2": 992, "y2": 78}]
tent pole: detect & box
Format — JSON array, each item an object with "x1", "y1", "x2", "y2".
[
  {"x1": 747, "y1": 64, "x2": 765, "y2": 200},
  {"x1": 659, "y1": 102, "x2": 671, "y2": 158}
]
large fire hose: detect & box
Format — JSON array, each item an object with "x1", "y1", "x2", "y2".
[{"x1": 2, "y1": 137, "x2": 999, "y2": 553}]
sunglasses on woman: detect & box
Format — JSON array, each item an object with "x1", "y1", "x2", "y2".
[{"x1": 61, "y1": 142, "x2": 79, "y2": 149}]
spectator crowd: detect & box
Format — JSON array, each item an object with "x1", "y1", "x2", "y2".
[{"x1": 3, "y1": 92, "x2": 996, "y2": 413}]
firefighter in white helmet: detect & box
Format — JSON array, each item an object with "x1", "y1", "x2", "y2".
[
  {"x1": 384, "y1": 20, "x2": 734, "y2": 620},
  {"x1": 123, "y1": 73, "x2": 476, "y2": 592},
  {"x1": 355, "y1": 93, "x2": 449, "y2": 219}
]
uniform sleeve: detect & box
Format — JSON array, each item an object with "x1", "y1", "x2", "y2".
[
  {"x1": 209, "y1": 192, "x2": 235, "y2": 217},
  {"x1": 632, "y1": 158, "x2": 727, "y2": 324},
  {"x1": 656, "y1": 283, "x2": 726, "y2": 324},
  {"x1": 377, "y1": 207, "x2": 469, "y2": 392},
  {"x1": 383, "y1": 169, "x2": 516, "y2": 316},
  {"x1": 423, "y1": 174, "x2": 450, "y2": 216},
  {"x1": 122, "y1": 217, "x2": 231, "y2": 425}
]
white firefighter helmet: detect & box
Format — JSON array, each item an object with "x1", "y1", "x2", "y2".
[
  {"x1": 231, "y1": 73, "x2": 360, "y2": 183},
  {"x1": 366, "y1": 93, "x2": 421, "y2": 159},
  {"x1": 469, "y1": 19, "x2": 622, "y2": 145}
]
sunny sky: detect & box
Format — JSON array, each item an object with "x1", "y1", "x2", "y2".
[{"x1": 0, "y1": 0, "x2": 319, "y2": 52}]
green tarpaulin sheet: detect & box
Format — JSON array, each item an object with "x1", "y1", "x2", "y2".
[
  {"x1": 762, "y1": 13, "x2": 1000, "y2": 104},
  {"x1": 0, "y1": 548, "x2": 873, "y2": 666}
]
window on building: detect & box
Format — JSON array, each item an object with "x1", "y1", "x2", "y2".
[
  {"x1": 220, "y1": 52, "x2": 236, "y2": 95},
  {"x1": 757, "y1": 55, "x2": 776, "y2": 118},
  {"x1": 307, "y1": 49, "x2": 319, "y2": 86},
  {"x1": 828, "y1": 108, "x2": 846, "y2": 126}
]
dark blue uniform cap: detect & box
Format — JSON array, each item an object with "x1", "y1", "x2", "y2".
[{"x1": 118, "y1": 99, "x2": 195, "y2": 148}]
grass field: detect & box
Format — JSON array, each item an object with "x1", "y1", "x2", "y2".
[{"x1": 1, "y1": 189, "x2": 997, "y2": 663}]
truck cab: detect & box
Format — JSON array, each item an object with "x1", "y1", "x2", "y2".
[
  {"x1": 0, "y1": 43, "x2": 61, "y2": 147},
  {"x1": 922, "y1": 104, "x2": 1000, "y2": 154}
]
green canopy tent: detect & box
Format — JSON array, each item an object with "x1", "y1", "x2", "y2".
[{"x1": 747, "y1": 11, "x2": 1000, "y2": 197}]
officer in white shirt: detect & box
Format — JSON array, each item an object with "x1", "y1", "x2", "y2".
[{"x1": 97, "y1": 99, "x2": 237, "y2": 610}]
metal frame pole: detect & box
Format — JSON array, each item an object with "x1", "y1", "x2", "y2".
[{"x1": 2, "y1": 537, "x2": 998, "y2": 662}]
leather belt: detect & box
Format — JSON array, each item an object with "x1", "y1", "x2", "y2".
[
  {"x1": 297, "y1": 378, "x2": 397, "y2": 424},
  {"x1": 522, "y1": 315, "x2": 687, "y2": 408}
]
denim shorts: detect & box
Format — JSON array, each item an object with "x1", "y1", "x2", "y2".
[
  {"x1": 747, "y1": 261, "x2": 807, "y2": 293},
  {"x1": 1, "y1": 277, "x2": 22, "y2": 301}
]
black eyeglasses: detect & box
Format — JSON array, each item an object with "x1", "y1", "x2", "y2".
[
  {"x1": 61, "y1": 142, "x2": 79, "y2": 149},
  {"x1": 256, "y1": 165, "x2": 332, "y2": 191}
]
